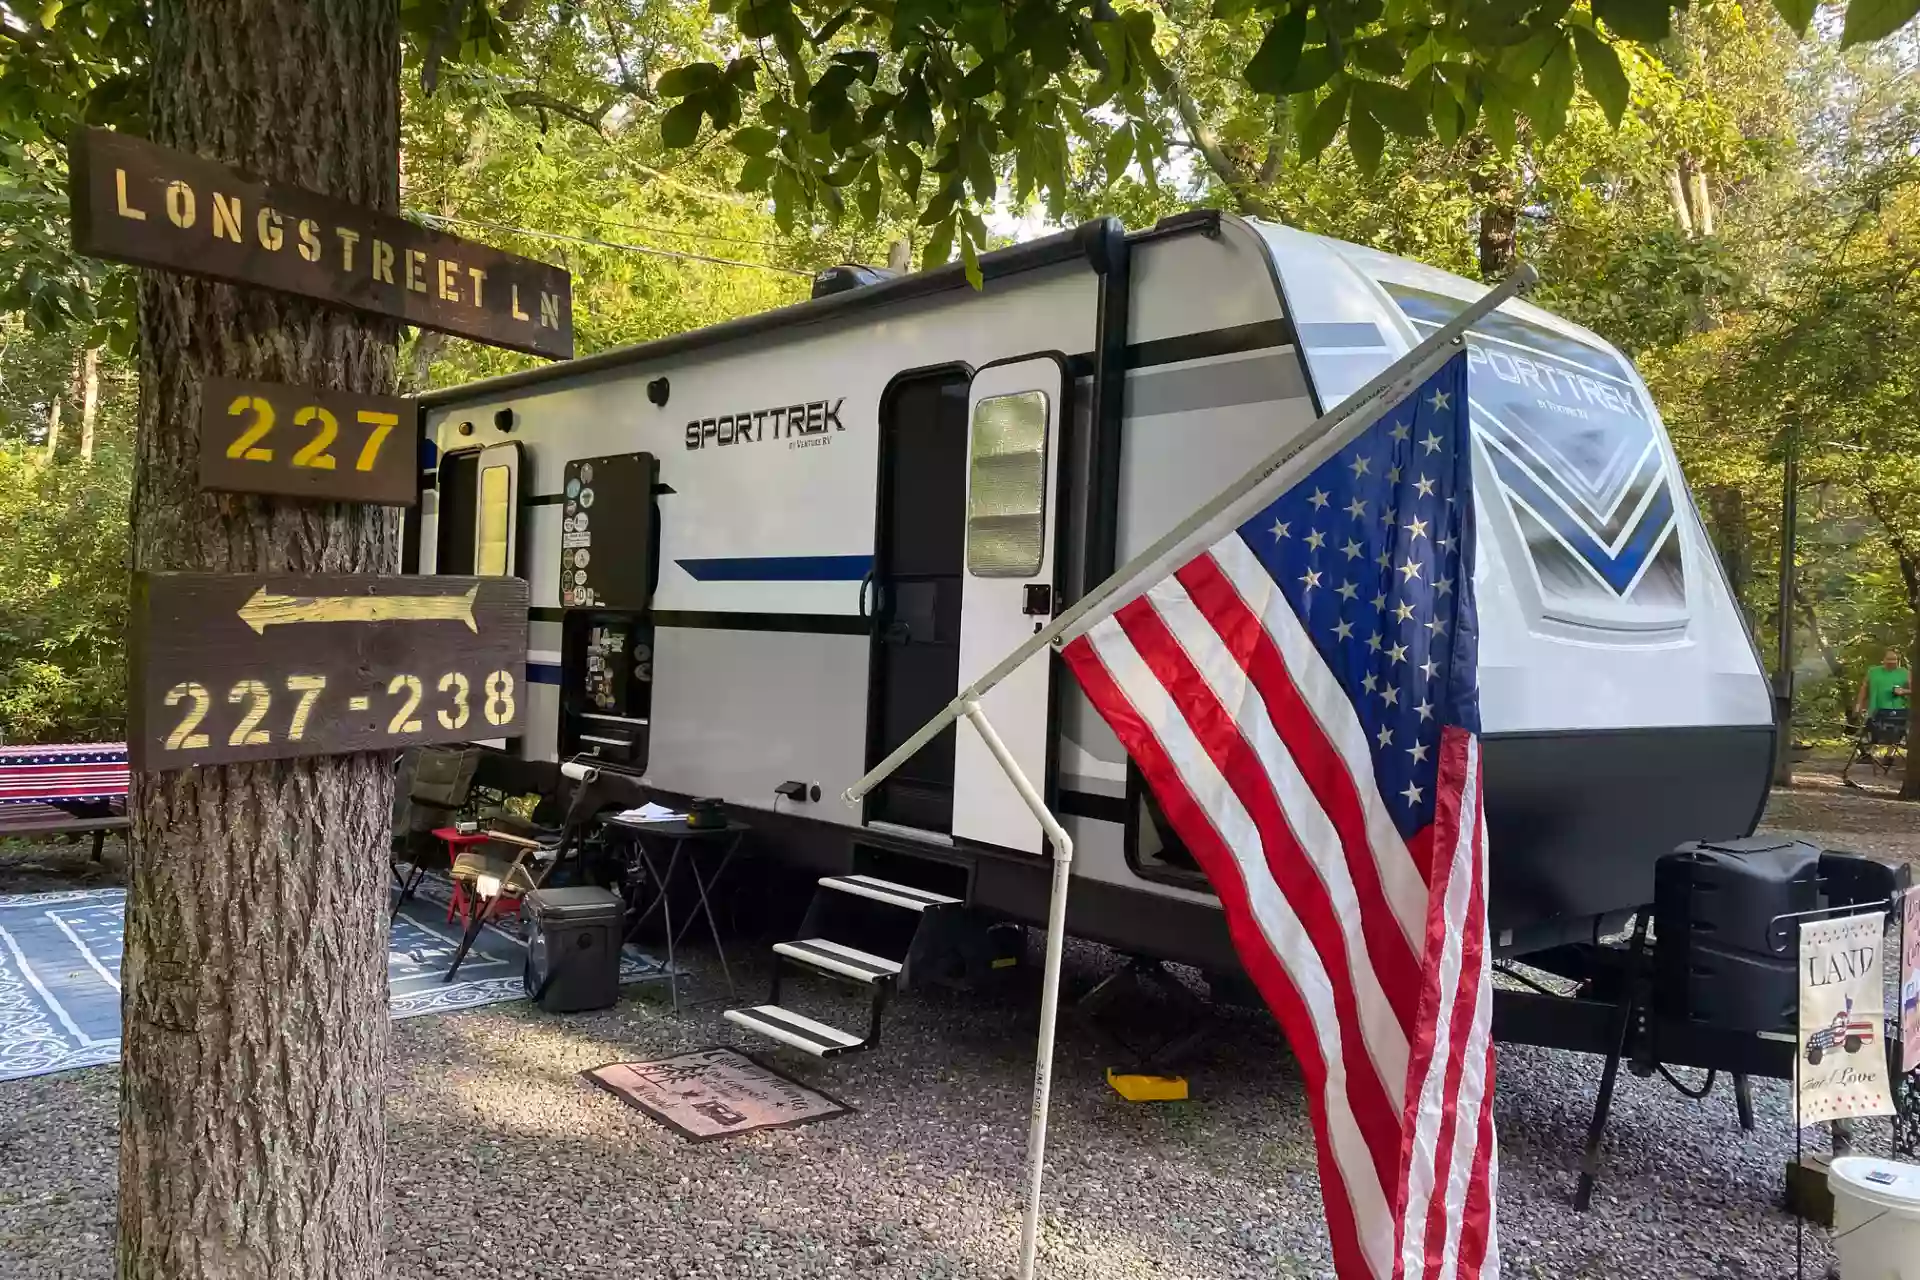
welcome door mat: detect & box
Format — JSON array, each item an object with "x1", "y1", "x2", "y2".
[{"x1": 584, "y1": 1046, "x2": 852, "y2": 1141}]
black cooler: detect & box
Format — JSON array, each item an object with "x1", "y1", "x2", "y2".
[{"x1": 523, "y1": 886, "x2": 624, "y2": 1013}]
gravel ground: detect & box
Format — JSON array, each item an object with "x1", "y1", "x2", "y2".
[{"x1": 1, "y1": 769, "x2": 1909, "y2": 1280}]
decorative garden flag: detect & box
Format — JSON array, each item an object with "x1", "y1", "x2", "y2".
[{"x1": 1797, "y1": 911, "x2": 1895, "y2": 1124}]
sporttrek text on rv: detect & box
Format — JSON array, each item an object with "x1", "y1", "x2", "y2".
[{"x1": 684, "y1": 399, "x2": 846, "y2": 450}]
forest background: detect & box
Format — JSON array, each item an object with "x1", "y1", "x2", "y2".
[{"x1": 1, "y1": 0, "x2": 1916, "y2": 767}]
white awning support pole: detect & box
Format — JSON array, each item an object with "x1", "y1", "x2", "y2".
[
  {"x1": 960, "y1": 698, "x2": 1074, "y2": 1280},
  {"x1": 841, "y1": 263, "x2": 1538, "y2": 813}
]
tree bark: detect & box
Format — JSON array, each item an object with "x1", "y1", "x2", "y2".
[
  {"x1": 1667, "y1": 165, "x2": 1694, "y2": 235},
  {"x1": 80, "y1": 346, "x2": 101, "y2": 461},
  {"x1": 44, "y1": 394, "x2": 62, "y2": 462},
  {"x1": 1467, "y1": 138, "x2": 1519, "y2": 282},
  {"x1": 121, "y1": 4, "x2": 401, "y2": 1279},
  {"x1": 1704, "y1": 483, "x2": 1750, "y2": 604},
  {"x1": 1903, "y1": 605, "x2": 1920, "y2": 801}
]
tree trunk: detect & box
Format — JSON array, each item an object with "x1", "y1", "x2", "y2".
[
  {"x1": 400, "y1": 329, "x2": 446, "y2": 395},
  {"x1": 80, "y1": 347, "x2": 101, "y2": 461},
  {"x1": 45, "y1": 394, "x2": 63, "y2": 462},
  {"x1": 121, "y1": 4, "x2": 401, "y2": 1279},
  {"x1": 1902, "y1": 605, "x2": 1920, "y2": 801},
  {"x1": 1705, "y1": 483, "x2": 1750, "y2": 605},
  {"x1": 1467, "y1": 139, "x2": 1519, "y2": 282},
  {"x1": 1667, "y1": 165, "x2": 1694, "y2": 235}
]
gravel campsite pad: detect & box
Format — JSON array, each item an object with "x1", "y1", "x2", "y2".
[{"x1": 1, "y1": 767, "x2": 1904, "y2": 1279}]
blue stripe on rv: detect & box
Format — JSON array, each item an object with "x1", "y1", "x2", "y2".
[
  {"x1": 675, "y1": 554, "x2": 872, "y2": 582},
  {"x1": 528, "y1": 663, "x2": 562, "y2": 685}
]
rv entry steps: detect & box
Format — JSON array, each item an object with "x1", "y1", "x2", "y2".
[
  {"x1": 722, "y1": 1005, "x2": 866, "y2": 1058},
  {"x1": 818, "y1": 873, "x2": 960, "y2": 912},
  {"x1": 727, "y1": 870, "x2": 967, "y2": 1059},
  {"x1": 772, "y1": 938, "x2": 904, "y2": 983}
]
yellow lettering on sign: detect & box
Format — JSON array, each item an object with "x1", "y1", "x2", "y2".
[
  {"x1": 284, "y1": 675, "x2": 326, "y2": 741},
  {"x1": 256, "y1": 207, "x2": 284, "y2": 252},
  {"x1": 467, "y1": 266, "x2": 486, "y2": 309},
  {"x1": 115, "y1": 168, "x2": 147, "y2": 220},
  {"x1": 165, "y1": 180, "x2": 196, "y2": 229},
  {"x1": 296, "y1": 218, "x2": 321, "y2": 263},
  {"x1": 211, "y1": 192, "x2": 243, "y2": 243},
  {"x1": 436, "y1": 258, "x2": 460, "y2": 303},
  {"x1": 405, "y1": 248, "x2": 428, "y2": 294},
  {"x1": 372, "y1": 239, "x2": 395, "y2": 285},
  {"x1": 336, "y1": 227, "x2": 360, "y2": 272},
  {"x1": 354, "y1": 411, "x2": 398, "y2": 471},
  {"x1": 511, "y1": 284, "x2": 529, "y2": 322},
  {"x1": 540, "y1": 292, "x2": 561, "y2": 330}
]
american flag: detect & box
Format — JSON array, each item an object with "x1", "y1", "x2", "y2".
[
  {"x1": 1061, "y1": 354, "x2": 1497, "y2": 1279},
  {"x1": 0, "y1": 743, "x2": 130, "y2": 805}
]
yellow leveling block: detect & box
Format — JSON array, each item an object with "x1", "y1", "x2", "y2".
[{"x1": 1105, "y1": 1068, "x2": 1189, "y2": 1102}]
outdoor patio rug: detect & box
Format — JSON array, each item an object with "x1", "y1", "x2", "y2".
[
  {"x1": 0, "y1": 883, "x2": 671, "y2": 1083},
  {"x1": 584, "y1": 1046, "x2": 852, "y2": 1142}
]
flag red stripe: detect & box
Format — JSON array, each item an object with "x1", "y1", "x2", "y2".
[
  {"x1": 1177, "y1": 552, "x2": 1422, "y2": 1030},
  {"x1": 1454, "y1": 1038, "x2": 1499, "y2": 1278},
  {"x1": 1113, "y1": 593, "x2": 1407, "y2": 1195},
  {"x1": 1062, "y1": 633, "x2": 1373, "y2": 1277},
  {"x1": 1416, "y1": 746, "x2": 1490, "y2": 1279}
]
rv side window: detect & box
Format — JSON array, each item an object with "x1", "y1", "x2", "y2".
[
  {"x1": 965, "y1": 390, "x2": 1048, "y2": 577},
  {"x1": 476, "y1": 464, "x2": 512, "y2": 575}
]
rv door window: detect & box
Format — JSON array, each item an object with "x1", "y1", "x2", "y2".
[
  {"x1": 476, "y1": 463, "x2": 512, "y2": 575},
  {"x1": 965, "y1": 390, "x2": 1049, "y2": 578}
]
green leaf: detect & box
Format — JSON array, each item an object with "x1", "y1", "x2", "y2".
[
  {"x1": 1358, "y1": 80, "x2": 1429, "y2": 138},
  {"x1": 737, "y1": 153, "x2": 776, "y2": 191},
  {"x1": 1351, "y1": 37, "x2": 1405, "y2": 78},
  {"x1": 857, "y1": 164, "x2": 882, "y2": 223},
  {"x1": 1530, "y1": 38, "x2": 1575, "y2": 143},
  {"x1": 832, "y1": 50, "x2": 881, "y2": 84},
  {"x1": 1245, "y1": 7, "x2": 1308, "y2": 96},
  {"x1": 1298, "y1": 80, "x2": 1351, "y2": 160},
  {"x1": 1767, "y1": 0, "x2": 1817, "y2": 33},
  {"x1": 1841, "y1": 0, "x2": 1920, "y2": 45},
  {"x1": 1591, "y1": 0, "x2": 1673, "y2": 43},
  {"x1": 660, "y1": 99, "x2": 705, "y2": 148},
  {"x1": 1483, "y1": 95, "x2": 1517, "y2": 153},
  {"x1": 1283, "y1": 45, "x2": 1341, "y2": 94},
  {"x1": 960, "y1": 232, "x2": 982, "y2": 290},
  {"x1": 1431, "y1": 74, "x2": 1464, "y2": 145},
  {"x1": 1570, "y1": 26, "x2": 1628, "y2": 127},
  {"x1": 1348, "y1": 100, "x2": 1384, "y2": 174},
  {"x1": 922, "y1": 215, "x2": 955, "y2": 269},
  {"x1": 730, "y1": 125, "x2": 779, "y2": 156},
  {"x1": 656, "y1": 62, "x2": 723, "y2": 99},
  {"x1": 40, "y1": 0, "x2": 64, "y2": 27},
  {"x1": 1105, "y1": 124, "x2": 1134, "y2": 178}
]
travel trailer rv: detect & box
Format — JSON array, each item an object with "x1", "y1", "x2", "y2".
[{"x1": 412, "y1": 211, "x2": 1776, "y2": 995}]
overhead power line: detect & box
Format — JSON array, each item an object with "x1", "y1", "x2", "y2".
[{"x1": 409, "y1": 210, "x2": 815, "y2": 277}]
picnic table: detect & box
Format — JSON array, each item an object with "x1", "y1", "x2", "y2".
[{"x1": 0, "y1": 743, "x2": 130, "y2": 860}]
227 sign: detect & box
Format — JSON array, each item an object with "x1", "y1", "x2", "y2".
[
  {"x1": 201, "y1": 377, "x2": 415, "y2": 505},
  {"x1": 129, "y1": 572, "x2": 528, "y2": 769}
]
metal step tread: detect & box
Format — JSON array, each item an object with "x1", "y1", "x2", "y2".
[
  {"x1": 818, "y1": 873, "x2": 960, "y2": 912},
  {"x1": 723, "y1": 1004, "x2": 866, "y2": 1058},
  {"x1": 773, "y1": 937, "x2": 904, "y2": 983}
]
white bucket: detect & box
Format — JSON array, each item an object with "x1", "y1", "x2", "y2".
[{"x1": 1829, "y1": 1156, "x2": 1920, "y2": 1279}]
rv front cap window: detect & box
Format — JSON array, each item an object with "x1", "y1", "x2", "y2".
[
  {"x1": 967, "y1": 390, "x2": 1048, "y2": 578},
  {"x1": 477, "y1": 463, "x2": 512, "y2": 576}
]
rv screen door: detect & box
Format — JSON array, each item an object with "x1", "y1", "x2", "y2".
[{"x1": 953, "y1": 356, "x2": 1065, "y2": 854}]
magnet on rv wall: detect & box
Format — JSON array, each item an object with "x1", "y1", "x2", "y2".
[
  {"x1": 494, "y1": 407, "x2": 516, "y2": 432},
  {"x1": 646, "y1": 376, "x2": 670, "y2": 407}
]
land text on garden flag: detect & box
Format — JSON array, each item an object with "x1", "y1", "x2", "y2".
[{"x1": 1061, "y1": 354, "x2": 1497, "y2": 1279}]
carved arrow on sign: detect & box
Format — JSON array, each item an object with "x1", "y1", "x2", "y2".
[{"x1": 237, "y1": 584, "x2": 481, "y2": 635}]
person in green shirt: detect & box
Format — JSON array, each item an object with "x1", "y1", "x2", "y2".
[{"x1": 1856, "y1": 648, "x2": 1910, "y2": 718}]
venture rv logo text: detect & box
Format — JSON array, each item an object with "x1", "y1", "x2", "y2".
[{"x1": 685, "y1": 398, "x2": 845, "y2": 451}]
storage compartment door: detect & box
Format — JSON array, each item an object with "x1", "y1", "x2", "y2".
[{"x1": 953, "y1": 356, "x2": 1065, "y2": 854}]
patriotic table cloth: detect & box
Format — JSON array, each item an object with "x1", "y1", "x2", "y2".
[{"x1": 0, "y1": 743, "x2": 131, "y2": 805}]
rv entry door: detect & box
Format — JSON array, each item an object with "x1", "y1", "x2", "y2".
[{"x1": 953, "y1": 356, "x2": 1066, "y2": 854}]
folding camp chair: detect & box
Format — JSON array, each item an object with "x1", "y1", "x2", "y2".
[
  {"x1": 1840, "y1": 709, "x2": 1907, "y2": 789},
  {"x1": 390, "y1": 746, "x2": 481, "y2": 920}
]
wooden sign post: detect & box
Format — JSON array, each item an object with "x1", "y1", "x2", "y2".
[
  {"x1": 129, "y1": 573, "x2": 530, "y2": 770},
  {"x1": 201, "y1": 377, "x2": 416, "y2": 505},
  {"x1": 71, "y1": 127, "x2": 574, "y2": 360}
]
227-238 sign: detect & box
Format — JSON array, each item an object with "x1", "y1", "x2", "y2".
[
  {"x1": 201, "y1": 377, "x2": 415, "y2": 506},
  {"x1": 130, "y1": 572, "x2": 529, "y2": 769}
]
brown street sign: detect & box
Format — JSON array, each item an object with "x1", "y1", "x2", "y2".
[
  {"x1": 129, "y1": 572, "x2": 529, "y2": 770},
  {"x1": 201, "y1": 377, "x2": 417, "y2": 505},
  {"x1": 71, "y1": 128, "x2": 573, "y2": 360}
]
